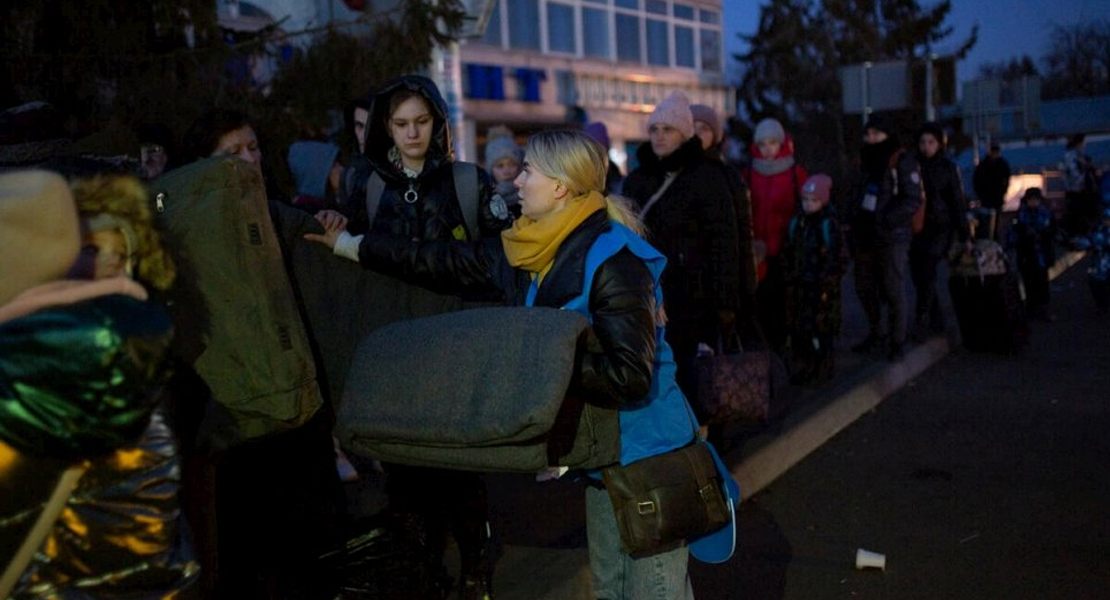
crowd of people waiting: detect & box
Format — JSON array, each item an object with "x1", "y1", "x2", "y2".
[{"x1": 2, "y1": 73, "x2": 1106, "y2": 600}]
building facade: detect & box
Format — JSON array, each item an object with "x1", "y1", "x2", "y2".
[
  {"x1": 457, "y1": 0, "x2": 734, "y2": 170},
  {"x1": 218, "y1": 0, "x2": 734, "y2": 170}
]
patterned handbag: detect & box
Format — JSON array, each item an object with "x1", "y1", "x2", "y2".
[{"x1": 693, "y1": 343, "x2": 773, "y2": 425}]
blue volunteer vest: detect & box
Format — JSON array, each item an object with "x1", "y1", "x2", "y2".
[{"x1": 527, "y1": 221, "x2": 695, "y2": 465}]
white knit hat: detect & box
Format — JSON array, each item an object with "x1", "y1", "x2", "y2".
[{"x1": 647, "y1": 91, "x2": 695, "y2": 140}]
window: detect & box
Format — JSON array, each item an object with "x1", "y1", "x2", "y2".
[
  {"x1": 646, "y1": 18, "x2": 668, "y2": 66},
  {"x1": 615, "y1": 0, "x2": 638, "y2": 8},
  {"x1": 673, "y1": 3, "x2": 694, "y2": 20},
  {"x1": 699, "y1": 9, "x2": 719, "y2": 25},
  {"x1": 547, "y1": 2, "x2": 576, "y2": 54},
  {"x1": 700, "y1": 28, "x2": 720, "y2": 72},
  {"x1": 508, "y1": 0, "x2": 540, "y2": 51},
  {"x1": 645, "y1": 0, "x2": 666, "y2": 14},
  {"x1": 583, "y1": 7, "x2": 610, "y2": 59},
  {"x1": 615, "y1": 13, "x2": 640, "y2": 62},
  {"x1": 675, "y1": 25, "x2": 694, "y2": 67},
  {"x1": 480, "y1": 1, "x2": 501, "y2": 46},
  {"x1": 465, "y1": 64, "x2": 505, "y2": 100}
]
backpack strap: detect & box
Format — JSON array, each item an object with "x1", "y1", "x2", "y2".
[
  {"x1": 363, "y1": 171, "x2": 386, "y2": 230},
  {"x1": 452, "y1": 162, "x2": 480, "y2": 240}
]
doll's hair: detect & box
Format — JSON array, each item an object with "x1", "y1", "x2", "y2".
[{"x1": 71, "y1": 174, "x2": 176, "y2": 290}]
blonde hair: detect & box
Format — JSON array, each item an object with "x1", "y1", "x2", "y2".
[
  {"x1": 524, "y1": 129, "x2": 645, "y2": 236},
  {"x1": 71, "y1": 174, "x2": 176, "y2": 291}
]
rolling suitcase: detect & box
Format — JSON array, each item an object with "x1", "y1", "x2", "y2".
[{"x1": 949, "y1": 239, "x2": 1028, "y2": 353}]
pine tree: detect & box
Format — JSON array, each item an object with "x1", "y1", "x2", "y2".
[{"x1": 735, "y1": 0, "x2": 976, "y2": 178}]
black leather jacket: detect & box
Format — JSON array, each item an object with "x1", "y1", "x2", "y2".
[{"x1": 355, "y1": 209, "x2": 658, "y2": 407}]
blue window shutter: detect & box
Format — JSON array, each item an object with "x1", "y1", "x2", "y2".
[{"x1": 515, "y1": 68, "x2": 546, "y2": 102}]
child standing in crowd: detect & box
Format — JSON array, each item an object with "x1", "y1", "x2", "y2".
[
  {"x1": 1008, "y1": 187, "x2": 1057, "y2": 321},
  {"x1": 783, "y1": 174, "x2": 846, "y2": 384},
  {"x1": 743, "y1": 117, "x2": 808, "y2": 354},
  {"x1": 1073, "y1": 208, "x2": 1110, "y2": 314},
  {"x1": 484, "y1": 125, "x2": 523, "y2": 217}
]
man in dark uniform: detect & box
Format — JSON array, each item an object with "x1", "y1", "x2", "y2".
[{"x1": 846, "y1": 116, "x2": 924, "y2": 361}]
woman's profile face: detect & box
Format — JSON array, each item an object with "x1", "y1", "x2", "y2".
[
  {"x1": 514, "y1": 160, "x2": 566, "y2": 221},
  {"x1": 213, "y1": 125, "x2": 261, "y2": 165}
]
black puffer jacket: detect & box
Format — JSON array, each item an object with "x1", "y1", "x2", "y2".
[
  {"x1": 849, "y1": 138, "x2": 924, "y2": 248},
  {"x1": 916, "y1": 150, "x2": 970, "y2": 244},
  {"x1": 622, "y1": 138, "x2": 742, "y2": 340},
  {"x1": 343, "y1": 75, "x2": 510, "y2": 239},
  {"x1": 354, "y1": 209, "x2": 658, "y2": 407}
]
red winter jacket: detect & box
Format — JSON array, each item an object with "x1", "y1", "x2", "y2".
[{"x1": 743, "y1": 136, "x2": 807, "y2": 263}]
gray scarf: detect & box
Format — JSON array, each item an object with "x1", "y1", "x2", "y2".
[{"x1": 751, "y1": 155, "x2": 795, "y2": 176}]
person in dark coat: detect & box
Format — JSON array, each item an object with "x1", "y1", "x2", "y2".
[
  {"x1": 179, "y1": 110, "x2": 346, "y2": 600},
  {"x1": 972, "y1": 142, "x2": 1010, "y2": 211},
  {"x1": 1008, "y1": 187, "x2": 1057, "y2": 320},
  {"x1": 846, "y1": 116, "x2": 924, "y2": 361},
  {"x1": 692, "y1": 103, "x2": 761, "y2": 348},
  {"x1": 324, "y1": 74, "x2": 511, "y2": 599},
  {"x1": 621, "y1": 91, "x2": 743, "y2": 423},
  {"x1": 783, "y1": 174, "x2": 846, "y2": 384},
  {"x1": 910, "y1": 122, "x2": 970, "y2": 339},
  {"x1": 305, "y1": 128, "x2": 708, "y2": 600}
]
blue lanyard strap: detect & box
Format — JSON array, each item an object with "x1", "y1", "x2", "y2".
[{"x1": 525, "y1": 274, "x2": 539, "y2": 307}]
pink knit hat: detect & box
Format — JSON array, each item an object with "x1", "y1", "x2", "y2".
[
  {"x1": 647, "y1": 91, "x2": 694, "y2": 140},
  {"x1": 801, "y1": 174, "x2": 833, "y2": 205},
  {"x1": 690, "y1": 104, "x2": 723, "y2": 145}
]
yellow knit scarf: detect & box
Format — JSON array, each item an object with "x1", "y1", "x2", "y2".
[{"x1": 501, "y1": 190, "x2": 607, "y2": 282}]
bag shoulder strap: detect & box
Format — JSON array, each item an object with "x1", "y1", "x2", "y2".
[
  {"x1": 363, "y1": 170, "x2": 387, "y2": 231},
  {"x1": 452, "y1": 162, "x2": 480, "y2": 240},
  {"x1": 638, "y1": 170, "x2": 681, "y2": 218}
]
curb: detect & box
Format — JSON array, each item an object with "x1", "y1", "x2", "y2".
[
  {"x1": 730, "y1": 335, "x2": 951, "y2": 499},
  {"x1": 731, "y1": 249, "x2": 1085, "y2": 499}
]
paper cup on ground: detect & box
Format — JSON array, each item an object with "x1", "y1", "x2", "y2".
[{"x1": 855, "y1": 548, "x2": 886, "y2": 571}]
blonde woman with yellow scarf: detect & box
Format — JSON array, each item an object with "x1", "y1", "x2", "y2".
[{"x1": 308, "y1": 129, "x2": 725, "y2": 599}]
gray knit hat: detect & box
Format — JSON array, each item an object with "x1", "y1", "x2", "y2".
[
  {"x1": 0, "y1": 170, "x2": 81, "y2": 306},
  {"x1": 484, "y1": 126, "x2": 523, "y2": 167},
  {"x1": 753, "y1": 118, "x2": 785, "y2": 144}
]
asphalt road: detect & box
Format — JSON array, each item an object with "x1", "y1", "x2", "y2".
[{"x1": 692, "y1": 259, "x2": 1110, "y2": 600}]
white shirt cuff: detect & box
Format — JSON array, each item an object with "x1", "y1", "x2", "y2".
[{"x1": 334, "y1": 231, "x2": 363, "y2": 262}]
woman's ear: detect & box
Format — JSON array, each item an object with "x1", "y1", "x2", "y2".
[{"x1": 553, "y1": 181, "x2": 570, "y2": 200}]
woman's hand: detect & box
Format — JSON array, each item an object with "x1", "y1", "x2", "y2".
[{"x1": 303, "y1": 209, "x2": 348, "y2": 249}]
